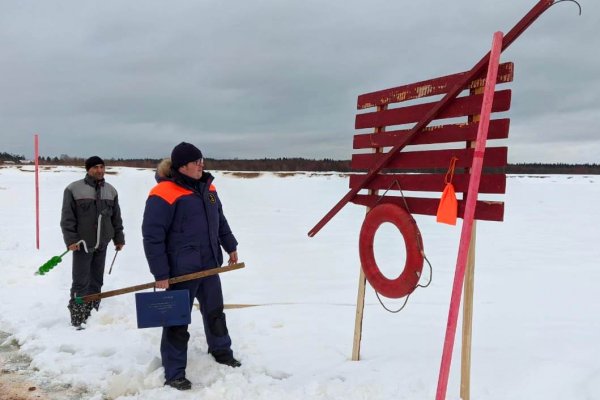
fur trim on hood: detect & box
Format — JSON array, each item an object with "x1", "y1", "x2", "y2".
[{"x1": 156, "y1": 158, "x2": 173, "y2": 178}]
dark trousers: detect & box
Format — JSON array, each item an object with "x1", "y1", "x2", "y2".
[
  {"x1": 161, "y1": 274, "x2": 233, "y2": 381},
  {"x1": 70, "y1": 246, "x2": 107, "y2": 299}
]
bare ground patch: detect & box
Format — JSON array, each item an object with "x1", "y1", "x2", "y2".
[
  {"x1": 0, "y1": 332, "x2": 90, "y2": 400},
  {"x1": 0, "y1": 333, "x2": 47, "y2": 400},
  {"x1": 222, "y1": 172, "x2": 263, "y2": 179}
]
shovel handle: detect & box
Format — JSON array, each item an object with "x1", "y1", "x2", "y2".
[{"x1": 76, "y1": 262, "x2": 245, "y2": 304}]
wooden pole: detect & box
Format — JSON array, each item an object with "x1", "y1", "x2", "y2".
[
  {"x1": 77, "y1": 263, "x2": 245, "y2": 303},
  {"x1": 352, "y1": 104, "x2": 386, "y2": 361},
  {"x1": 460, "y1": 82, "x2": 484, "y2": 400},
  {"x1": 352, "y1": 268, "x2": 367, "y2": 360},
  {"x1": 460, "y1": 225, "x2": 477, "y2": 400},
  {"x1": 436, "y1": 31, "x2": 503, "y2": 400}
]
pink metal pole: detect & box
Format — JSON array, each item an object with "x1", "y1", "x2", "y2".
[
  {"x1": 34, "y1": 134, "x2": 40, "y2": 250},
  {"x1": 435, "y1": 31, "x2": 504, "y2": 400}
]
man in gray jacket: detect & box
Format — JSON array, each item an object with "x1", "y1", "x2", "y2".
[{"x1": 60, "y1": 156, "x2": 125, "y2": 328}]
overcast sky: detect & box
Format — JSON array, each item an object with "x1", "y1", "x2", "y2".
[{"x1": 1, "y1": 0, "x2": 597, "y2": 162}]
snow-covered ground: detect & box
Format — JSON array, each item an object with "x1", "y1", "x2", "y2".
[{"x1": 0, "y1": 165, "x2": 598, "y2": 399}]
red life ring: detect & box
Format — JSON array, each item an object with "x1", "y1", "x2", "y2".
[{"x1": 359, "y1": 203, "x2": 424, "y2": 298}]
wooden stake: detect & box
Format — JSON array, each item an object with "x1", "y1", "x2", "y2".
[
  {"x1": 435, "y1": 31, "x2": 503, "y2": 400},
  {"x1": 460, "y1": 81, "x2": 484, "y2": 400},
  {"x1": 461, "y1": 223, "x2": 477, "y2": 400},
  {"x1": 77, "y1": 263, "x2": 245, "y2": 303},
  {"x1": 352, "y1": 104, "x2": 386, "y2": 361},
  {"x1": 352, "y1": 268, "x2": 367, "y2": 360}
]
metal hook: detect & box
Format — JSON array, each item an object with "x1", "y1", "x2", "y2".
[{"x1": 551, "y1": 0, "x2": 582, "y2": 16}]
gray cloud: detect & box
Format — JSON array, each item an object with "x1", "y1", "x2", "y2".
[{"x1": 1, "y1": 0, "x2": 598, "y2": 162}]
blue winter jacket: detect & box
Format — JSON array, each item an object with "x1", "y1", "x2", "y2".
[{"x1": 142, "y1": 171, "x2": 238, "y2": 281}]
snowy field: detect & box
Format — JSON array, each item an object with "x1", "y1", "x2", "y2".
[{"x1": 0, "y1": 165, "x2": 598, "y2": 400}]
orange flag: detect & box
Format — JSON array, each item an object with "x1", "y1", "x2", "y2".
[{"x1": 436, "y1": 157, "x2": 458, "y2": 225}]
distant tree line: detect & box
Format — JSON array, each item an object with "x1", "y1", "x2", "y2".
[
  {"x1": 1, "y1": 152, "x2": 599, "y2": 174},
  {"x1": 0, "y1": 152, "x2": 25, "y2": 163},
  {"x1": 504, "y1": 163, "x2": 600, "y2": 175}
]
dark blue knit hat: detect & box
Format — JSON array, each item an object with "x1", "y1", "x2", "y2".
[
  {"x1": 85, "y1": 156, "x2": 104, "y2": 171},
  {"x1": 171, "y1": 142, "x2": 203, "y2": 170}
]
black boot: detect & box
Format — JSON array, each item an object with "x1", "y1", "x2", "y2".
[
  {"x1": 164, "y1": 377, "x2": 192, "y2": 390},
  {"x1": 67, "y1": 299, "x2": 90, "y2": 328},
  {"x1": 211, "y1": 350, "x2": 242, "y2": 368}
]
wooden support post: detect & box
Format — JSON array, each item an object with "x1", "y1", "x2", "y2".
[
  {"x1": 460, "y1": 223, "x2": 477, "y2": 400},
  {"x1": 352, "y1": 268, "x2": 367, "y2": 361},
  {"x1": 460, "y1": 83, "x2": 483, "y2": 400},
  {"x1": 352, "y1": 105, "x2": 386, "y2": 361},
  {"x1": 436, "y1": 31, "x2": 503, "y2": 400}
]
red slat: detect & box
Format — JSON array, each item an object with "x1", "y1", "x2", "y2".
[
  {"x1": 353, "y1": 119, "x2": 509, "y2": 150},
  {"x1": 351, "y1": 147, "x2": 507, "y2": 170},
  {"x1": 348, "y1": 173, "x2": 506, "y2": 194},
  {"x1": 355, "y1": 90, "x2": 511, "y2": 130},
  {"x1": 352, "y1": 195, "x2": 504, "y2": 222},
  {"x1": 358, "y1": 62, "x2": 514, "y2": 110}
]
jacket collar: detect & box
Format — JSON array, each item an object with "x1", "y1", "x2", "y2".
[
  {"x1": 170, "y1": 170, "x2": 214, "y2": 193},
  {"x1": 84, "y1": 174, "x2": 104, "y2": 188}
]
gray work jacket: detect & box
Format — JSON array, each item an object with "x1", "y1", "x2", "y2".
[{"x1": 60, "y1": 174, "x2": 125, "y2": 251}]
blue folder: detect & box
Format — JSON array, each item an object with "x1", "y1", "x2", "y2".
[{"x1": 135, "y1": 289, "x2": 191, "y2": 329}]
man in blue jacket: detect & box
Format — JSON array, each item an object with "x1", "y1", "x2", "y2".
[{"x1": 142, "y1": 142, "x2": 240, "y2": 391}]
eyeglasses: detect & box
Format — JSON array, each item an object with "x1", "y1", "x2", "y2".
[{"x1": 191, "y1": 159, "x2": 204, "y2": 166}]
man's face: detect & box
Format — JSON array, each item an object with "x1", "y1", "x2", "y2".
[
  {"x1": 178, "y1": 158, "x2": 204, "y2": 180},
  {"x1": 88, "y1": 164, "x2": 105, "y2": 180}
]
